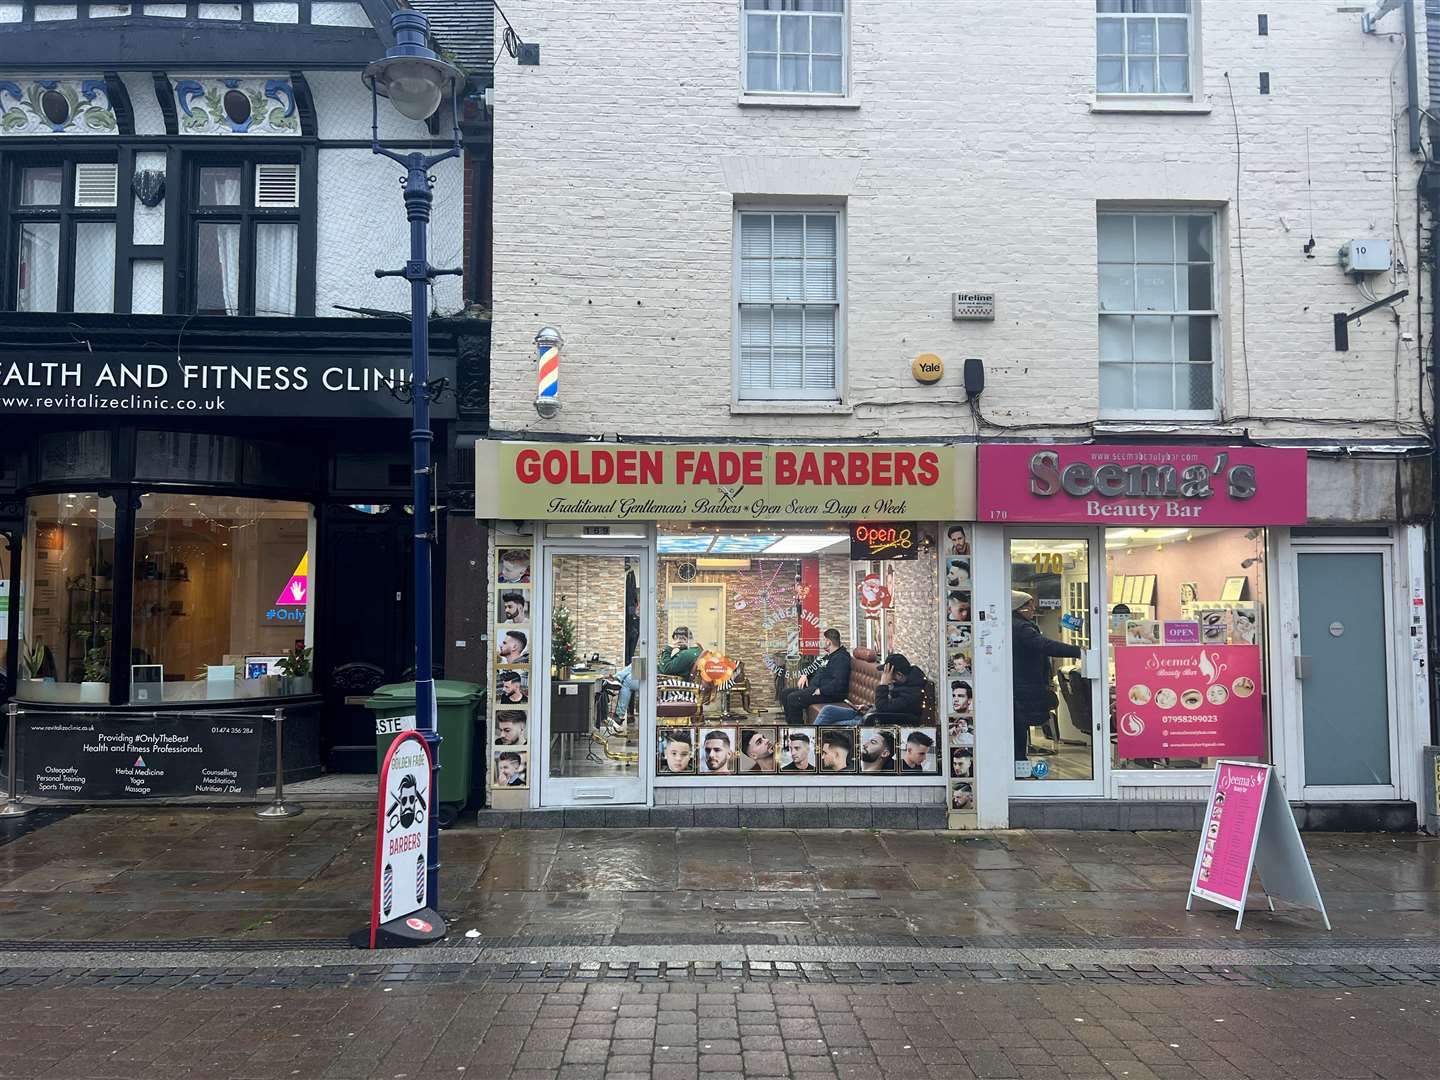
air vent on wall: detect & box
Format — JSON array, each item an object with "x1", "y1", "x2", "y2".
[
  {"x1": 74, "y1": 162, "x2": 118, "y2": 207},
  {"x1": 255, "y1": 163, "x2": 300, "y2": 208}
]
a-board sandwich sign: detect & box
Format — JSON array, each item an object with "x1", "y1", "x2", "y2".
[
  {"x1": 369, "y1": 730, "x2": 445, "y2": 948},
  {"x1": 1187, "y1": 761, "x2": 1330, "y2": 931}
]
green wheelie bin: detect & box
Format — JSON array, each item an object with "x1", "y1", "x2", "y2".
[{"x1": 368, "y1": 680, "x2": 483, "y2": 826}]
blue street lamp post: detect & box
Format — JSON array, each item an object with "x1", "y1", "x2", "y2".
[{"x1": 364, "y1": 10, "x2": 462, "y2": 931}]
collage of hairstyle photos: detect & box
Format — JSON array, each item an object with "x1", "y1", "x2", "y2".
[
  {"x1": 657, "y1": 724, "x2": 941, "y2": 777},
  {"x1": 492, "y1": 541, "x2": 534, "y2": 792},
  {"x1": 945, "y1": 524, "x2": 975, "y2": 815}
]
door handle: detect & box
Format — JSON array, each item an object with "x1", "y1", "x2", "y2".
[{"x1": 1295, "y1": 655, "x2": 1311, "y2": 679}]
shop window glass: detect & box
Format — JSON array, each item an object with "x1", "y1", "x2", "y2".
[
  {"x1": 37, "y1": 430, "x2": 111, "y2": 481},
  {"x1": 0, "y1": 532, "x2": 12, "y2": 695},
  {"x1": 130, "y1": 495, "x2": 312, "y2": 703},
  {"x1": 135, "y1": 431, "x2": 241, "y2": 483},
  {"x1": 16, "y1": 493, "x2": 117, "y2": 703},
  {"x1": 1105, "y1": 527, "x2": 1268, "y2": 771}
]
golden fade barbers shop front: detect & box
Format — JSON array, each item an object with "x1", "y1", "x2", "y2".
[{"x1": 473, "y1": 440, "x2": 981, "y2": 827}]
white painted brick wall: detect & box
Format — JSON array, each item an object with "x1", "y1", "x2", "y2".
[{"x1": 490, "y1": 0, "x2": 1430, "y2": 441}]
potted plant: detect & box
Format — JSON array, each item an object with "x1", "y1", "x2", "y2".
[
  {"x1": 77, "y1": 627, "x2": 111, "y2": 702},
  {"x1": 275, "y1": 645, "x2": 313, "y2": 695},
  {"x1": 18, "y1": 640, "x2": 47, "y2": 682}
]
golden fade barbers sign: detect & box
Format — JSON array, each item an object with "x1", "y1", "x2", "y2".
[{"x1": 475, "y1": 441, "x2": 975, "y2": 522}]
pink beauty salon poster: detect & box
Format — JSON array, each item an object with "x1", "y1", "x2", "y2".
[
  {"x1": 1192, "y1": 762, "x2": 1270, "y2": 907},
  {"x1": 1114, "y1": 645, "x2": 1264, "y2": 758}
]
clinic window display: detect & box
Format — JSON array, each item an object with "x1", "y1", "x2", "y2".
[
  {"x1": 129, "y1": 495, "x2": 313, "y2": 702},
  {"x1": 1106, "y1": 527, "x2": 1268, "y2": 770},
  {"x1": 651, "y1": 525, "x2": 943, "y2": 782},
  {"x1": 15, "y1": 493, "x2": 117, "y2": 703}
]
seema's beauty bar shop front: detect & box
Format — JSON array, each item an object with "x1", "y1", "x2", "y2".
[
  {"x1": 969, "y1": 443, "x2": 1432, "y2": 831},
  {"x1": 473, "y1": 441, "x2": 982, "y2": 828}
]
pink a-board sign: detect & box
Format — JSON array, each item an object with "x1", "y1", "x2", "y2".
[
  {"x1": 1192, "y1": 762, "x2": 1270, "y2": 908},
  {"x1": 977, "y1": 444, "x2": 1307, "y2": 525},
  {"x1": 1114, "y1": 645, "x2": 1264, "y2": 758}
]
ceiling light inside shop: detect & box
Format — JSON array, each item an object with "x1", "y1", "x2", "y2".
[
  {"x1": 697, "y1": 557, "x2": 751, "y2": 570},
  {"x1": 763, "y1": 534, "x2": 848, "y2": 555},
  {"x1": 1105, "y1": 528, "x2": 1190, "y2": 548},
  {"x1": 710, "y1": 534, "x2": 781, "y2": 554},
  {"x1": 658, "y1": 535, "x2": 715, "y2": 554}
]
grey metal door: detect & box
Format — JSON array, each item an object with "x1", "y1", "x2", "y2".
[{"x1": 1296, "y1": 551, "x2": 1393, "y2": 789}]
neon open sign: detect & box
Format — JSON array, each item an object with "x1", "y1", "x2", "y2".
[{"x1": 849, "y1": 523, "x2": 917, "y2": 561}]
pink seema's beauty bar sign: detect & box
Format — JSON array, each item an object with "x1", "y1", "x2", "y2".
[{"x1": 977, "y1": 445, "x2": 1307, "y2": 526}]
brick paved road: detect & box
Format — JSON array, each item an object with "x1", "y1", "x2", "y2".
[{"x1": 0, "y1": 977, "x2": 1433, "y2": 1079}]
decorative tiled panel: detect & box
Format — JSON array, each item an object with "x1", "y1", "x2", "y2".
[
  {"x1": 172, "y1": 76, "x2": 299, "y2": 135},
  {"x1": 0, "y1": 78, "x2": 116, "y2": 135}
]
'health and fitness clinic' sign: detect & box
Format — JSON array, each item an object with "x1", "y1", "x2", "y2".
[
  {"x1": 1114, "y1": 645, "x2": 1264, "y2": 758},
  {"x1": 978, "y1": 444, "x2": 1306, "y2": 525}
]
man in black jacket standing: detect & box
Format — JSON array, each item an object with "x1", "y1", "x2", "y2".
[
  {"x1": 1012, "y1": 590, "x2": 1081, "y2": 762},
  {"x1": 782, "y1": 628, "x2": 851, "y2": 724}
]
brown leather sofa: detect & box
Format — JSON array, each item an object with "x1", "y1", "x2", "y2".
[{"x1": 802, "y1": 647, "x2": 937, "y2": 724}]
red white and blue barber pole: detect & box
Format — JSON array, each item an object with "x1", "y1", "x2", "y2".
[{"x1": 535, "y1": 325, "x2": 563, "y2": 417}]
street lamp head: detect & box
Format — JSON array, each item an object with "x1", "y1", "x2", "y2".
[{"x1": 364, "y1": 10, "x2": 462, "y2": 122}]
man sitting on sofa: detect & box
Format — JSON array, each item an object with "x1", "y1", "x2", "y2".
[
  {"x1": 781, "y1": 628, "x2": 851, "y2": 724},
  {"x1": 815, "y1": 653, "x2": 926, "y2": 726}
]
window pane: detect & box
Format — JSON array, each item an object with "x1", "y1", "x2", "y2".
[
  {"x1": 1158, "y1": 18, "x2": 1188, "y2": 53},
  {"x1": 771, "y1": 306, "x2": 804, "y2": 388},
  {"x1": 1132, "y1": 315, "x2": 1171, "y2": 362},
  {"x1": 780, "y1": 13, "x2": 808, "y2": 51},
  {"x1": 773, "y1": 257, "x2": 803, "y2": 301},
  {"x1": 1183, "y1": 360, "x2": 1214, "y2": 409},
  {"x1": 1099, "y1": 363, "x2": 1133, "y2": 408},
  {"x1": 195, "y1": 222, "x2": 240, "y2": 314},
  {"x1": 130, "y1": 495, "x2": 313, "y2": 703},
  {"x1": 740, "y1": 307, "x2": 771, "y2": 390},
  {"x1": 747, "y1": 12, "x2": 777, "y2": 51},
  {"x1": 812, "y1": 15, "x2": 842, "y2": 54},
  {"x1": 1185, "y1": 263, "x2": 1212, "y2": 310},
  {"x1": 21, "y1": 166, "x2": 62, "y2": 206},
  {"x1": 1134, "y1": 363, "x2": 1174, "y2": 408},
  {"x1": 741, "y1": 258, "x2": 771, "y2": 302},
  {"x1": 773, "y1": 215, "x2": 804, "y2": 256},
  {"x1": 1098, "y1": 263, "x2": 1134, "y2": 310},
  {"x1": 804, "y1": 258, "x2": 836, "y2": 301},
  {"x1": 135, "y1": 431, "x2": 241, "y2": 483},
  {"x1": 38, "y1": 431, "x2": 111, "y2": 481},
  {"x1": 780, "y1": 54, "x2": 808, "y2": 91},
  {"x1": 72, "y1": 221, "x2": 116, "y2": 314},
  {"x1": 1127, "y1": 57, "x2": 1156, "y2": 92},
  {"x1": 1134, "y1": 265, "x2": 1174, "y2": 310},
  {"x1": 1127, "y1": 18, "x2": 1157, "y2": 53},
  {"x1": 1134, "y1": 215, "x2": 1174, "y2": 261},
  {"x1": 747, "y1": 54, "x2": 778, "y2": 90},
  {"x1": 1099, "y1": 314, "x2": 1132, "y2": 361},
  {"x1": 255, "y1": 222, "x2": 298, "y2": 316},
  {"x1": 1096, "y1": 18, "x2": 1124, "y2": 54},
  {"x1": 16, "y1": 222, "x2": 59, "y2": 312},
  {"x1": 1186, "y1": 315, "x2": 1212, "y2": 363},
  {"x1": 1096, "y1": 1, "x2": 1124, "y2": 11},
  {"x1": 1185, "y1": 215, "x2": 1213, "y2": 260},
  {"x1": 198, "y1": 166, "x2": 242, "y2": 206},
  {"x1": 1097, "y1": 59, "x2": 1125, "y2": 93},
  {"x1": 740, "y1": 214, "x2": 772, "y2": 257},
  {"x1": 16, "y1": 493, "x2": 117, "y2": 704},
  {"x1": 812, "y1": 56, "x2": 842, "y2": 92},
  {"x1": 805, "y1": 214, "x2": 836, "y2": 256},
  {"x1": 802, "y1": 306, "x2": 835, "y2": 388},
  {"x1": 1158, "y1": 58, "x2": 1189, "y2": 93},
  {"x1": 1097, "y1": 215, "x2": 1134, "y2": 261}
]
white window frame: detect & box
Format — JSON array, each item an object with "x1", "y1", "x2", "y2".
[
  {"x1": 739, "y1": 0, "x2": 849, "y2": 99},
  {"x1": 1097, "y1": 206, "x2": 1223, "y2": 422},
  {"x1": 1095, "y1": 1, "x2": 1201, "y2": 104},
  {"x1": 731, "y1": 205, "x2": 846, "y2": 404}
]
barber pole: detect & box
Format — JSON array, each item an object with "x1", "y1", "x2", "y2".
[{"x1": 534, "y1": 326, "x2": 563, "y2": 413}]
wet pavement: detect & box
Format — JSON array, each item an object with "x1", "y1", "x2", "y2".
[
  {"x1": 0, "y1": 808, "x2": 1433, "y2": 947},
  {"x1": 0, "y1": 810, "x2": 1436, "y2": 1078}
]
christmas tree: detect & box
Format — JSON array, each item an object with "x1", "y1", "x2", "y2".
[{"x1": 552, "y1": 597, "x2": 579, "y2": 671}]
